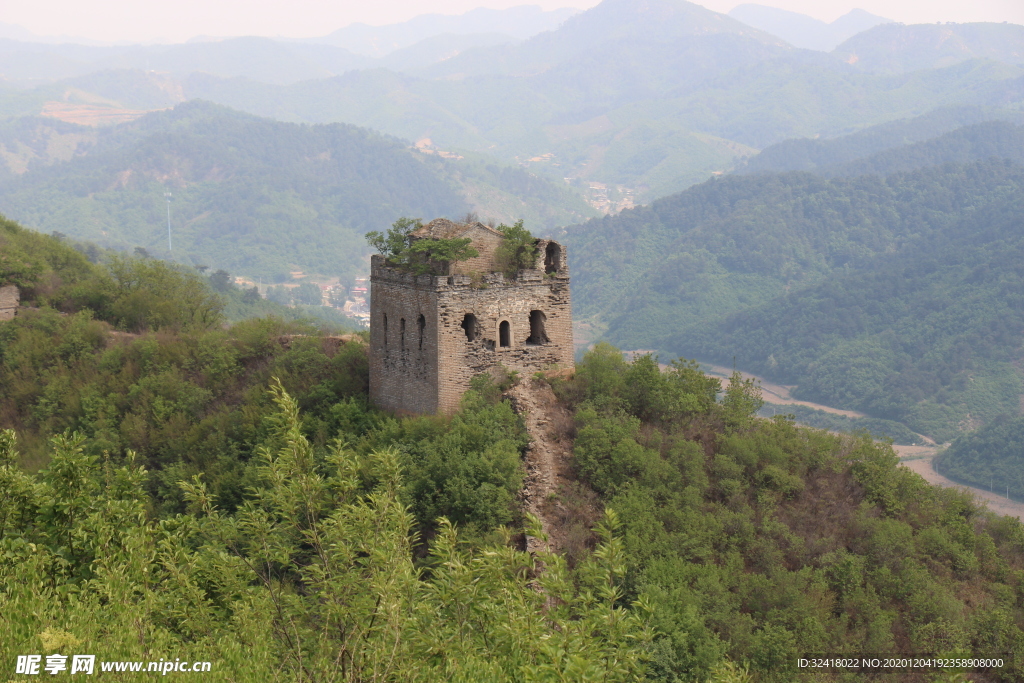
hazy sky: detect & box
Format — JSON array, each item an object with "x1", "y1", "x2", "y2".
[{"x1": 2, "y1": 0, "x2": 1021, "y2": 44}]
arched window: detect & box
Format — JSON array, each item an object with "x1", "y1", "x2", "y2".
[
  {"x1": 417, "y1": 314, "x2": 426, "y2": 350},
  {"x1": 545, "y1": 242, "x2": 561, "y2": 274},
  {"x1": 499, "y1": 320, "x2": 511, "y2": 348},
  {"x1": 382, "y1": 313, "x2": 388, "y2": 347},
  {"x1": 400, "y1": 318, "x2": 406, "y2": 349},
  {"x1": 461, "y1": 313, "x2": 478, "y2": 341},
  {"x1": 527, "y1": 310, "x2": 548, "y2": 345}
]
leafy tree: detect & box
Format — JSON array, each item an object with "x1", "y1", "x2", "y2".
[
  {"x1": 365, "y1": 217, "x2": 480, "y2": 276},
  {"x1": 495, "y1": 219, "x2": 538, "y2": 277},
  {"x1": 266, "y1": 284, "x2": 291, "y2": 306},
  {"x1": 106, "y1": 256, "x2": 224, "y2": 332},
  {"x1": 241, "y1": 286, "x2": 261, "y2": 304},
  {"x1": 293, "y1": 282, "x2": 323, "y2": 306},
  {"x1": 366, "y1": 216, "x2": 422, "y2": 259},
  {"x1": 208, "y1": 268, "x2": 233, "y2": 292},
  {"x1": 0, "y1": 248, "x2": 42, "y2": 288},
  {"x1": 404, "y1": 237, "x2": 479, "y2": 274}
]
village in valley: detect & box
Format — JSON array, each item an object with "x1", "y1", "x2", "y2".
[{"x1": 233, "y1": 273, "x2": 371, "y2": 326}]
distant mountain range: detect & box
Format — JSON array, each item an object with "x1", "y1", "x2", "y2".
[
  {"x1": 1, "y1": 0, "x2": 1023, "y2": 203},
  {"x1": 741, "y1": 105, "x2": 1024, "y2": 175},
  {"x1": 835, "y1": 21, "x2": 1024, "y2": 73},
  {"x1": 306, "y1": 5, "x2": 579, "y2": 57},
  {"x1": 0, "y1": 6, "x2": 578, "y2": 85},
  {"x1": 0, "y1": 102, "x2": 594, "y2": 282},
  {"x1": 728, "y1": 4, "x2": 891, "y2": 52}
]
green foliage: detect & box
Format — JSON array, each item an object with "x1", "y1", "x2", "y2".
[
  {"x1": 0, "y1": 246, "x2": 42, "y2": 289},
  {"x1": 105, "y1": 255, "x2": 224, "y2": 332},
  {"x1": 0, "y1": 389, "x2": 653, "y2": 681},
  {"x1": 758, "y1": 403, "x2": 923, "y2": 446},
  {"x1": 207, "y1": 268, "x2": 232, "y2": 292},
  {"x1": 556, "y1": 344, "x2": 721, "y2": 426},
  {"x1": 494, "y1": 219, "x2": 537, "y2": 277},
  {"x1": 0, "y1": 213, "x2": 98, "y2": 296},
  {"x1": 366, "y1": 217, "x2": 480, "y2": 275},
  {"x1": 722, "y1": 371, "x2": 764, "y2": 432},
  {"x1": 939, "y1": 416, "x2": 1024, "y2": 501},
  {"x1": 365, "y1": 216, "x2": 421, "y2": 259},
  {"x1": 8, "y1": 209, "x2": 1024, "y2": 680},
  {"x1": 360, "y1": 379, "x2": 528, "y2": 534},
  {"x1": 0, "y1": 102, "x2": 470, "y2": 284},
  {"x1": 555, "y1": 344, "x2": 1024, "y2": 681},
  {"x1": 292, "y1": 282, "x2": 322, "y2": 305},
  {"x1": 405, "y1": 237, "x2": 479, "y2": 274},
  {"x1": 742, "y1": 108, "x2": 1024, "y2": 176}
]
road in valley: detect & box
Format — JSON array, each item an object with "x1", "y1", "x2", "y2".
[{"x1": 896, "y1": 445, "x2": 1024, "y2": 520}]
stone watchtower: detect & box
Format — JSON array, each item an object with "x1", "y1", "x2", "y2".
[{"x1": 369, "y1": 218, "x2": 573, "y2": 414}]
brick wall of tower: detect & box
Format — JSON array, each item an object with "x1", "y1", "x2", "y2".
[
  {"x1": 368, "y1": 258, "x2": 442, "y2": 415},
  {"x1": 448, "y1": 225, "x2": 504, "y2": 276},
  {"x1": 435, "y1": 271, "x2": 573, "y2": 414}
]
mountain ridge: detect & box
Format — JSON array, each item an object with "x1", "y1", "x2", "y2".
[
  {"x1": 728, "y1": 4, "x2": 891, "y2": 51},
  {"x1": 0, "y1": 101, "x2": 595, "y2": 282},
  {"x1": 836, "y1": 21, "x2": 1024, "y2": 73}
]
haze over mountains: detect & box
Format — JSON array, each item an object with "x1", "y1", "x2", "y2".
[
  {"x1": 0, "y1": 6, "x2": 579, "y2": 85},
  {"x1": 306, "y1": 6, "x2": 580, "y2": 57},
  {"x1": 4, "y1": 0, "x2": 1023, "y2": 205},
  {"x1": 728, "y1": 4, "x2": 891, "y2": 51}
]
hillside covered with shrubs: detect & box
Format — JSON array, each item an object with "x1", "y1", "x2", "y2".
[{"x1": 2, "y1": 220, "x2": 1024, "y2": 681}]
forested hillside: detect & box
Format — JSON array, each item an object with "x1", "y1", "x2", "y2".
[
  {"x1": 566, "y1": 138, "x2": 1024, "y2": 440},
  {"x1": 939, "y1": 416, "x2": 1024, "y2": 500},
  {"x1": 0, "y1": 101, "x2": 593, "y2": 282},
  {"x1": 176, "y1": 43, "x2": 1024, "y2": 200},
  {"x1": 3, "y1": 221, "x2": 1024, "y2": 680},
  {"x1": 741, "y1": 106, "x2": 1024, "y2": 175},
  {"x1": 820, "y1": 121, "x2": 1024, "y2": 178}
]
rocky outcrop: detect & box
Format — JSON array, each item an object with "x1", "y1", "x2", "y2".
[{"x1": 0, "y1": 285, "x2": 19, "y2": 321}]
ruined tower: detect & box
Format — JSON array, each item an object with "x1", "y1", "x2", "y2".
[{"x1": 369, "y1": 218, "x2": 573, "y2": 415}]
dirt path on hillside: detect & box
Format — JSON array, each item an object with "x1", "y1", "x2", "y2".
[
  {"x1": 507, "y1": 379, "x2": 577, "y2": 554},
  {"x1": 896, "y1": 445, "x2": 1024, "y2": 519}
]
